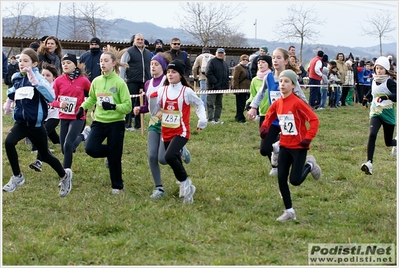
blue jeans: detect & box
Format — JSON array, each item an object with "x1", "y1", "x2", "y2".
[
  {"x1": 308, "y1": 78, "x2": 321, "y2": 108},
  {"x1": 334, "y1": 85, "x2": 342, "y2": 107},
  {"x1": 319, "y1": 87, "x2": 328, "y2": 108},
  {"x1": 199, "y1": 79, "x2": 207, "y2": 108}
]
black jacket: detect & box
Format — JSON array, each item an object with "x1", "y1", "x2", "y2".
[
  {"x1": 166, "y1": 49, "x2": 192, "y2": 77},
  {"x1": 205, "y1": 57, "x2": 229, "y2": 90},
  {"x1": 125, "y1": 45, "x2": 152, "y2": 83}
]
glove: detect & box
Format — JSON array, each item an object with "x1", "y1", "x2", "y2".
[
  {"x1": 3, "y1": 98, "x2": 13, "y2": 115},
  {"x1": 376, "y1": 95, "x2": 389, "y2": 103},
  {"x1": 102, "y1": 101, "x2": 116, "y2": 110},
  {"x1": 197, "y1": 120, "x2": 207, "y2": 130},
  {"x1": 298, "y1": 139, "x2": 311, "y2": 148},
  {"x1": 22, "y1": 67, "x2": 38, "y2": 85},
  {"x1": 76, "y1": 107, "x2": 85, "y2": 120},
  {"x1": 260, "y1": 125, "x2": 269, "y2": 139},
  {"x1": 150, "y1": 91, "x2": 158, "y2": 98}
]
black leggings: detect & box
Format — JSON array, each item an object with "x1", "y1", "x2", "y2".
[
  {"x1": 259, "y1": 116, "x2": 280, "y2": 167},
  {"x1": 5, "y1": 122, "x2": 65, "y2": 177},
  {"x1": 278, "y1": 147, "x2": 311, "y2": 209},
  {"x1": 164, "y1": 135, "x2": 188, "y2": 182},
  {"x1": 367, "y1": 117, "x2": 396, "y2": 162}
]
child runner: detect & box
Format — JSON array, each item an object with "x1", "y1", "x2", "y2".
[
  {"x1": 261, "y1": 69, "x2": 321, "y2": 222},
  {"x1": 29, "y1": 63, "x2": 61, "y2": 172},
  {"x1": 247, "y1": 48, "x2": 307, "y2": 176},
  {"x1": 133, "y1": 52, "x2": 175, "y2": 198},
  {"x1": 3, "y1": 48, "x2": 72, "y2": 197},
  {"x1": 77, "y1": 50, "x2": 132, "y2": 194},
  {"x1": 361, "y1": 56, "x2": 397, "y2": 174},
  {"x1": 52, "y1": 53, "x2": 91, "y2": 173},
  {"x1": 149, "y1": 60, "x2": 207, "y2": 204}
]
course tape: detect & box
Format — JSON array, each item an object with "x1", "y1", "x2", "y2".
[{"x1": 130, "y1": 85, "x2": 339, "y2": 97}]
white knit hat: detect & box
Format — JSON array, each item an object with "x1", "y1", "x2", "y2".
[{"x1": 374, "y1": 56, "x2": 390, "y2": 71}]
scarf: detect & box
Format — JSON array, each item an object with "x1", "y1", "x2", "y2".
[
  {"x1": 257, "y1": 69, "x2": 271, "y2": 80},
  {"x1": 373, "y1": 74, "x2": 389, "y2": 84},
  {"x1": 68, "y1": 68, "x2": 81, "y2": 80},
  {"x1": 242, "y1": 64, "x2": 252, "y2": 80},
  {"x1": 47, "y1": 52, "x2": 61, "y2": 72}
]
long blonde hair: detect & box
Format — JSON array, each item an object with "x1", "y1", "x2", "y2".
[{"x1": 102, "y1": 45, "x2": 128, "y2": 75}]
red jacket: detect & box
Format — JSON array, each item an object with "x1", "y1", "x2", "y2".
[{"x1": 308, "y1": 56, "x2": 322, "y2": 81}]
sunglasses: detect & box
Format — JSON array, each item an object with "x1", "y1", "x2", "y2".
[{"x1": 172, "y1": 43, "x2": 181, "y2": 45}]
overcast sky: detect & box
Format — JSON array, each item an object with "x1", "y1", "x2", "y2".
[{"x1": 1, "y1": 1, "x2": 398, "y2": 48}]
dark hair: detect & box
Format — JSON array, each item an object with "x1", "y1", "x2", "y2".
[
  {"x1": 317, "y1": 50, "x2": 324, "y2": 57},
  {"x1": 335, "y1": 53, "x2": 345, "y2": 61},
  {"x1": 41, "y1": 62, "x2": 60, "y2": 78},
  {"x1": 37, "y1": 35, "x2": 63, "y2": 60}
]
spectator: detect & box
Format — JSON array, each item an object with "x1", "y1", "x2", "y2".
[
  {"x1": 4, "y1": 55, "x2": 19, "y2": 89},
  {"x1": 37, "y1": 35, "x2": 63, "y2": 73},
  {"x1": 307, "y1": 50, "x2": 324, "y2": 109},
  {"x1": 231, "y1": 54, "x2": 251, "y2": 123},
  {"x1": 119, "y1": 33, "x2": 152, "y2": 131},
  {"x1": 205, "y1": 48, "x2": 229, "y2": 124},
  {"x1": 165, "y1": 37, "x2": 192, "y2": 79},
  {"x1": 334, "y1": 53, "x2": 347, "y2": 100},
  {"x1": 192, "y1": 47, "x2": 215, "y2": 108},
  {"x1": 288, "y1": 45, "x2": 296, "y2": 56},
  {"x1": 29, "y1": 42, "x2": 40, "y2": 52},
  {"x1": 343, "y1": 60, "x2": 355, "y2": 106},
  {"x1": 153, "y1": 39, "x2": 164, "y2": 54},
  {"x1": 230, "y1": 59, "x2": 236, "y2": 67},
  {"x1": 2, "y1": 52, "x2": 8, "y2": 82},
  {"x1": 78, "y1": 37, "x2": 103, "y2": 82},
  {"x1": 249, "y1": 46, "x2": 268, "y2": 78},
  {"x1": 355, "y1": 60, "x2": 366, "y2": 104}
]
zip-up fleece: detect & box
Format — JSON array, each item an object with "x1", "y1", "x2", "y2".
[{"x1": 7, "y1": 67, "x2": 55, "y2": 127}]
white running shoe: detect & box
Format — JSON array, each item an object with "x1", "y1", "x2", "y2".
[
  {"x1": 361, "y1": 160, "x2": 373, "y2": 175},
  {"x1": 59, "y1": 169, "x2": 73, "y2": 197},
  {"x1": 306, "y1": 155, "x2": 321, "y2": 180},
  {"x1": 392, "y1": 146, "x2": 397, "y2": 157},
  {"x1": 183, "y1": 185, "x2": 196, "y2": 204},
  {"x1": 271, "y1": 141, "x2": 280, "y2": 167},
  {"x1": 150, "y1": 188, "x2": 166, "y2": 199},
  {"x1": 81, "y1": 126, "x2": 91, "y2": 141},
  {"x1": 181, "y1": 146, "x2": 191, "y2": 164},
  {"x1": 179, "y1": 178, "x2": 192, "y2": 197},
  {"x1": 269, "y1": 167, "x2": 278, "y2": 176},
  {"x1": 3, "y1": 174, "x2": 25, "y2": 192},
  {"x1": 276, "y1": 209, "x2": 296, "y2": 222}
]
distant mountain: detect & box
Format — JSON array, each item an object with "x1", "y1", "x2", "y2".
[{"x1": 3, "y1": 15, "x2": 396, "y2": 63}]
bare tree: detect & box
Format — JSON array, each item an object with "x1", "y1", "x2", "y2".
[
  {"x1": 361, "y1": 9, "x2": 396, "y2": 56},
  {"x1": 177, "y1": 2, "x2": 247, "y2": 47},
  {"x1": 2, "y1": 2, "x2": 49, "y2": 55},
  {"x1": 61, "y1": 2, "x2": 120, "y2": 40},
  {"x1": 273, "y1": 4, "x2": 325, "y2": 63}
]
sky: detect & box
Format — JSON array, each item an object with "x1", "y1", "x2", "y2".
[{"x1": 1, "y1": 1, "x2": 398, "y2": 48}]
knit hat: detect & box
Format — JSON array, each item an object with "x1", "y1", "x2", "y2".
[
  {"x1": 260, "y1": 46, "x2": 268, "y2": 53},
  {"x1": 345, "y1": 60, "x2": 353, "y2": 66},
  {"x1": 322, "y1": 54, "x2": 329, "y2": 63},
  {"x1": 167, "y1": 60, "x2": 185, "y2": 76},
  {"x1": 374, "y1": 56, "x2": 390, "y2": 71},
  {"x1": 155, "y1": 39, "x2": 164, "y2": 46},
  {"x1": 144, "y1": 39, "x2": 149, "y2": 46},
  {"x1": 89, "y1": 37, "x2": 101, "y2": 46},
  {"x1": 62, "y1": 53, "x2": 77, "y2": 67},
  {"x1": 257, "y1": 55, "x2": 273, "y2": 68},
  {"x1": 151, "y1": 54, "x2": 168, "y2": 71},
  {"x1": 40, "y1": 35, "x2": 49, "y2": 42},
  {"x1": 279, "y1": 69, "x2": 298, "y2": 85},
  {"x1": 29, "y1": 42, "x2": 40, "y2": 51}
]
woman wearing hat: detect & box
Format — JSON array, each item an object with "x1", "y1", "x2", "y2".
[
  {"x1": 52, "y1": 53, "x2": 91, "y2": 176},
  {"x1": 149, "y1": 60, "x2": 207, "y2": 204},
  {"x1": 260, "y1": 69, "x2": 321, "y2": 222},
  {"x1": 361, "y1": 56, "x2": 397, "y2": 175}
]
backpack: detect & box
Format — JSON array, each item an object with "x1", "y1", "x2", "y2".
[{"x1": 201, "y1": 54, "x2": 214, "y2": 74}]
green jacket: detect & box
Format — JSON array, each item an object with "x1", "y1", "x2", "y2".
[{"x1": 81, "y1": 71, "x2": 132, "y2": 123}]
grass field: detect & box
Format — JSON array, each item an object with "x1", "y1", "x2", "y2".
[{"x1": 2, "y1": 85, "x2": 397, "y2": 265}]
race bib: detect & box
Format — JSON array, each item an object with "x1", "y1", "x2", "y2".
[
  {"x1": 59, "y1": 96, "x2": 77, "y2": 115},
  {"x1": 97, "y1": 93, "x2": 114, "y2": 106},
  {"x1": 270, "y1": 91, "x2": 282, "y2": 104},
  {"x1": 278, "y1": 113, "x2": 298, "y2": 135},
  {"x1": 161, "y1": 110, "x2": 181, "y2": 128},
  {"x1": 14, "y1": 86, "x2": 34, "y2": 100}
]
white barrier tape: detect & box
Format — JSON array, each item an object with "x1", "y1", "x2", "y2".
[
  {"x1": 130, "y1": 92, "x2": 145, "y2": 98},
  {"x1": 301, "y1": 84, "x2": 343, "y2": 87},
  {"x1": 194, "y1": 89, "x2": 250, "y2": 94}
]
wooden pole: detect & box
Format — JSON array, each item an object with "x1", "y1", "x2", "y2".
[{"x1": 139, "y1": 89, "x2": 144, "y2": 135}]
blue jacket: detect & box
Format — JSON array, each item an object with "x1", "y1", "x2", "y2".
[
  {"x1": 8, "y1": 67, "x2": 55, "y2": 127},
  {"x1": 79, "y1": 49, "x2": 103, "y2": 82}
]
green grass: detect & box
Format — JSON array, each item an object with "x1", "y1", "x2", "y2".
[{"x1": 2, "y1": 86, "x2": 397, "y2": 265}]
